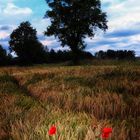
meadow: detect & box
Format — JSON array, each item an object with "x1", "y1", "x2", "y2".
[{"x1": 0, "y1": 60, "x2": 140, "y2": 140}]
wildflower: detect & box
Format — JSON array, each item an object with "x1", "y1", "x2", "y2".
[
  {"x1": 102, "y1": 133, "x2": 110, "y2": 138},
  {"x1": 48, "y1": 125, "x2": 57, "y2": 136},
  {"x1": 102, "y1": 127, "x2": 112, "y2": 139}
]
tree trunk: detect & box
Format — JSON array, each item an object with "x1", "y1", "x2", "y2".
[{"x1": 70, "y1": 46, "x2": 80, "y2": 65}]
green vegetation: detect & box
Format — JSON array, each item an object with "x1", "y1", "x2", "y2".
[
  {"x1": 0, "y1": 62, "x2": 140, "y2": 139},
  {"x1": 45, "y1": 0, "x2": 107, "y2": 63}
]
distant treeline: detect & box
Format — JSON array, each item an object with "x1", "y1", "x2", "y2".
[
  {"x1": 44, "y1": 49, "x2": 93, "y2": 63},
  {"x1": 95, "y1": 50, "x2": 135, "y2": 60},
  {"x1": 0, "y1": 44, "x2": 93, "y2": 66},
  {"x1": 0, "y1": 44, "x2": 136, "y2": 66}
]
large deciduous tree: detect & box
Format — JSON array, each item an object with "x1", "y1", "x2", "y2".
[
  {"x1": 9, "y1": 21, "x2": 46, "y2": 64},
  {"x1": 44, "y1": 0, "x2": 108, "y2": 63}
]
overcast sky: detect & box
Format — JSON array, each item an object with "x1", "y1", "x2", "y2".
[{"x1": 0, "y1": 0, "x2": 140, "y2": 56}]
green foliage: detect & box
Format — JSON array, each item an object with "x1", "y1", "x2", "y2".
[
  {"x1": 101, "y1": 68, "x2": 140, "y2": 81},
  {"x1": 95, "y1": 50, "x2": 135, "y2": 60},
  {"x1": 15, "y1": 95, "x2": 36, "y2": 110},
  {"x1": 64, "y1": 76, "x2": 97, "y2": 90},
  {"x1": 0, "y1": 74, "x2": 20, "y2": 94},
  {"x1": 0, "y1": 44, "x2": 12, "y2": 66},
  {"x1": 24, "y1": 73, "x2": 46, "y2": 86},
  {"x1": 0, "y1": 44, "x2": 7, "y2": 58},
  {"x1": 9, "y1": 21, "x2": 46, "y2": 64},
  {"x1": 44, "y1": 0, "x2": 107, "y2": 62}
]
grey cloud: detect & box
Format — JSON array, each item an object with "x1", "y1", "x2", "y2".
[
  {"x1": 105, "y1": 29, "x2": 140, "y2": 38},
  {"x1": 0, "y1": 25, "x2": 11, "y2": 31}
]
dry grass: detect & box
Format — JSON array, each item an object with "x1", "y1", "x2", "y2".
[{"x1": 0, "y1": 63, "x2": 140, "y2": 139}]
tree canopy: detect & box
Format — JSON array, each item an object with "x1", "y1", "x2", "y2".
[
  {"x1": 44, "y1": 0, "x2": 108, "y2": 62},
  {"x1": 9, "y1": 21, "x2": 46, "y2": 64}
]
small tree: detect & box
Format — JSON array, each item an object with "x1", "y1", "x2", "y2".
[
  {"x1": 44, "y1": 0, "x2": 107, "y2": 63},
  {"x1": 9, "y1": 21, "x2": 46, "y2": 64},
  {"x1": 0, "y1": 45, "x2": 6, "y2": 58},
  {"x1": 0, "y1": 45, "x2": 8, "y2": 65}
]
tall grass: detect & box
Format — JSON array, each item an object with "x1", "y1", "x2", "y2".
[{"x1": 0, "y1": 63, "x2": 140, "y2": 139}]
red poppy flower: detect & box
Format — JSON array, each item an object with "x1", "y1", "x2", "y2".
[
  {"x1": 102, "y1": 133, "x2": 109, "y2": 138},
  {"x1": 48, "y1": 125, "x2": 56, "y2": 136},
  {"x1": 102, "y1": 127, "x2": 112, "y2": 139},
  {"x1": 102, "y1": 127, "x2": 112, "y2": 134}
]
